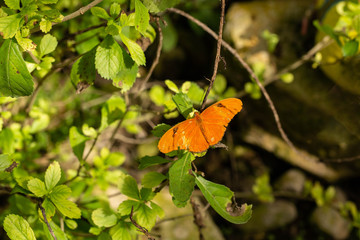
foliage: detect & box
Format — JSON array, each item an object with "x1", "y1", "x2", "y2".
[{"x1": 1, "y1": 0, "x2": 360, "y2": 239}]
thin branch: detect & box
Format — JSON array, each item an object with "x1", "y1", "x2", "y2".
[
  {"x1": 190, "y1": 197, "x2": 205, "y2": 240},
  {"x1": 130, "y1": 206, "x2": 155, "y2": 240},
  {"x1": 136, "y1": 17, "x2": 163, "y2": 97},
  {"x1": 200, "y1": 0, "x2": 225, "y2": 111},
  {"x1": 168, "y1": 7, "x2": 297, "y2": 152},
  {"x1": 39, "y1": 203, "x2": 58, "y2": 240},
  {"x1": 31, "y1": 0, "x2": 104, "y2": 34}
]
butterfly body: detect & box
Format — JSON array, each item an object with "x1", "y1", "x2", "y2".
[{"x1": 158, "y1": 98, "x2": 243, "y2": 154}]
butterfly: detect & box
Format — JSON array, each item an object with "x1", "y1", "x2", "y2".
[{"x1": 158, "y1": 98, "x2": 243, "y2": 153}]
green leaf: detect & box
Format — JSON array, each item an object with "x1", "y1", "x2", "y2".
[
  {"x1": 39, "y1": 19, "x2": 52, "y2": 33},
  {"x1": 0, "y1": 154, "x2": 13, "y2": 171},
  {"x1": 42, "y1": 222, "x2": 68, "y2": 240},
  {"x1": 172, "y1": 92, "x2": 194, "y2": 118},
  {"x1": 135, "y1": 0, "x2": 150, "y2": 35},
  {"x1": 112, "y1": 49, "x2": 139, "y2": 92},
  {"x1": 110, "y1": 221, "x2": 136, "y2": 240},
  {"x1": 69, "y1": 126, "x2": 90, "y2": 161},
  {"x1": 252, "y1": 173, "x2": 274, "y2": 202},
  {"x1": 39, "y1": 34, "x2": 58, "y2": 57},
  {"x1": 120, "y1": 33, "x2": 146, "y2": 66},
  {"x1": 51, "y1": 198, "x2": 81, "y2": 219},
  {"x1": 186, "y1": 82, "x2": 204, "y2": 105},
  {"x1": 27, "y1": 178, "x2": 47, "y2": 197},
  {"x1": 45, "y1": 161, "x2": 61, "y2": 190},
  {"x1": 15, "y1": 33, "x2": 36, "y2": 52},
  {"x1": 0, "y1": 128, "x2": 15, "y2": 154},
  {"x1": 95, "y1": 35, "x2": 125, "y2": 80},
  {"x1": 134, "y1": 203, "x2": 157, "y2": 230},
  {"x1": 5, "y1": 0, "x2": 20, "y2": 10},
  {"x1": 143, "y1": 0, "x2": 181, "y2": 13},
  {"x1": 99, "y1": 95, "x2": 126, "y2": 131},
  {"x1": 141, "y1": 172, "x2": 167, "y2": 188},
  {"x1": 213, "y1": 74, "x2": 227, "y2": 94},
  {"x1": 140, "y1": 187, "x2": 155, "y2": 201},
  {"x1": 119, "y1": 175, "x2": 140, "y2": 200},
  {"x1": 0, "y1": 14, "x2": 21, "y2": 39},
  {"x1": 138, "y1": 155, "x2": 171, "y2": 169},
  {"x1": 280, "y1": 73, "x2": 294, "y2": 83},
  {"x1": 342, "y1": 40, "x2": 359, "y2": 57},
  {"x1": 118, "y1": 200, "x2": 140, "y2": 215},
  {"x1": 65, "y1": 219, "x2": 77, "y2": 230},
  {"x1": 110, "y1": 3, "x2": 121, "y2": 18},
  {"x1": 42, "y1": 198, "x2": 56, "y2": 219},
  {"x1": 0, "y1": 39, "x2": 34, "y2": 97},
  {"x1": 165, "y1": 79, "x2": 179, "y2": 93},
  {"x1": 169, "y1": 152, "x2": 195, "y2": 206},
  {"x1": 39, "y1": 0, "x2": 58, "y2": 4},
  {"x1": 91, "y1": 7, "x2": 110, "y2": 20},
  {"x1": 311, "y1": 182, "x2": 325, "y2": 206},
  {"x1": 195, "y1": 175, "x2": 252, "y2": 224},
  {"x1": 92, "y1": 208, "x2": 118, "y2": 227},
  {"x1": 49, "y1": 184, "x2": 71, "y2": 199},
  {"x1": 149, "y1": 85, "x2": 165, "y2": 106},
  {"x1": 3, "y1": 214, "x2": 36, "y2": 240}
]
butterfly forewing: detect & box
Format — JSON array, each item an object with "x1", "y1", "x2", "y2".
[{"x1": 158, "y1": 98, "x2": 243, "y2": 154}]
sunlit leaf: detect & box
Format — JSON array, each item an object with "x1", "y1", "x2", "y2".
[
  {"x1": 92, "y1": 208, "x2": 117, "y2": 228},
  {"x1": 3, "y1": 214, "x2": 36, "y2": 240},
  {"x1": 45, "y1": 161, "x2": 61, "y2": 190}
]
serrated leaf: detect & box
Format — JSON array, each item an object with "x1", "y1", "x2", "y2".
[
  {"x1": 3, "y1": 214, "x2": 36, "y2": 240},
  {"x1": 134, "y1": 203, "x2": 157, "y2": 230},
  {"x1": 27, "y1": 178, "x2": 47, "y2": 197},
  {"x1": 143, "y1": 0, "x2": 181, "y2": 13},
  {"x1": 169, "y1": 152, "x2": 195, "y2": 205},
  {"x1": 120, "y1": 33, "x2": 145, "y2": 66},
  {"x1": 45, "y1": 161, "x2": 61, "y2": 190},
  {"x1": 138, "y1": 155, "x2": 171, "y2": 169},
  {"x1": 69, "y1": 126, "x2": 90, "y2": 161},
  {"x1": 95, "y1": 35, "x2": 125, "y2": 80},
  {"x1": 91, "y1": 7, "x2": 110, "y2": 20},
  {"x1": 118, "y1": 200, "x2": 140, "y2": 215},
  {"x1": 39, "y1": 19, "x2": 52, "y2": 33},
  {"x1": 195, "y1": 175, "x2": 252, "y2": 224},
  {"x1": 109, "y1": 221, "x2": 136, "y2": 240},
  {"x1": 140, "y1": 187, "x2": 155, "y2": 201},
  {"x1": 110, "y1": 3, "x2": 121, "y2": 18},
  {"x1": 172, "y1": 92, "x2": 194, "y2": 118},
  {"x1": 0, "y1": 14, "x2": 21, "y2": 39},
  {"x1": 135, "y1": 0, "x2": 150, "y2": 35},
  {"x1": 119, "y1": 175, "x2": 140, "y2": 200},
  {"x1": 92, "y1": 208, "x2": 117, "y2": 227},
  {"x1": 141, "y1": 172, "x2": 167, "y2": 188},
  {"x1": 39, "y1": 34, "x2": 58, "y2": 57},
  {"x1": 112, "y1": 49, "x2": 138, "y2": 92},
  {"x1": 49, "y1": 185, "x2": 71, "y2": 199},
  {"x1": 5, "y1": 0, "x2": 20, "y2": 10},
  {"x1": 51, "y1": 198, "x2": 81, "y2": 219},
  {"x1": 0, "y1": 154, "x2": 13, "y2": 171},
  {"x1": 0, "y1": 39, "x2": 34, "y2": 97},
  {"x1": 15, "y1": 33, "x2": 36, "y2": 52}
]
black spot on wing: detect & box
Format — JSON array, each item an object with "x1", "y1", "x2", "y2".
[{"x1": 216, "y1": 103, "x2": 236, "y2": 115}]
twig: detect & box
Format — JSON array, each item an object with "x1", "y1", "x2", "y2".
[
  {"x1": 39, "y1": 203, "x2": 58, "y2": 240},
  {"x1": 200, "y1": 0, "x2": 225, "y2": 111},
  {"x1": 136, "y1": 17, "x2": 163, "y2": 97},
  {"x1": 155, "y1": 213, "x2": 193, "y2": 225},
  {"x1": 5, "y1": 162, "x2": 18, "y2": 172},
  {"x1": 322, "y1": 155, "x2": 360, "y2": 163},
  {"x1": 31, "y1": 0, "x2": 104, "y2": 34},
  {"x1": 190, "y1": 197, "x2": 205, "y2": 240},
  {"x1": 168, "y1": 7, "x2": 297, "y2": 152},
  {"x1": 130, "y1": 206, "x2": 155, "y2": 240}
]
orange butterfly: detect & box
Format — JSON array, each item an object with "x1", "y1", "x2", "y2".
[{"x1": 158, "y1": 98, "x2": 243, "y2": 153}]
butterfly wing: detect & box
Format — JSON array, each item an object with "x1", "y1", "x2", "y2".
[
  {"x1": 199, "y1": 98, "x2": 243, "y2": 146},
  {"x1": 158, "y1": 118, "x2": 209, "y2": 153}
]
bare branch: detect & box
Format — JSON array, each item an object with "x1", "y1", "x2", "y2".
[
  {"x1": 39, "y1": 203, "x2": 58, "y2": 240},
  {"x1": 200, "y1": 0, "x2": 225, "y2": 111}
]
